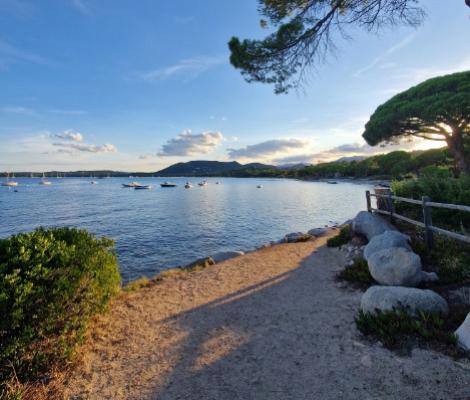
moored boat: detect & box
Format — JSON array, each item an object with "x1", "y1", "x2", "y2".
[
  {"x1": 160, "y1": 182, "x2": 177, "y2": 188},
  {"x1": 198, "y1": 180, "x2": 208, "y2": 187},
  {"x1": 134, "y1": 184, "x2": 153, "y2": 190},
  {"x1": 122, "y1": 181, "x2": 141, "y2": 188},
  {"x1": 1, "y1": 173, "x2": 19, "y2": 187}
]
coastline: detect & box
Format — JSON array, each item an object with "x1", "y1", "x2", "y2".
[{"x1": 56, "y1": 229, "x2": 468, "y2": 400}]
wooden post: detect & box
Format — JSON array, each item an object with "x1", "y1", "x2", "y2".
[
  {"x1": 422, "y1": 196, "x2": 434, "y2": 249},
  {"x1": 388, "y1": 191, "x2": 394, "y2": 222},
  {"x1": 366, "y1": 190, "x2": 371, "y2": 212}
]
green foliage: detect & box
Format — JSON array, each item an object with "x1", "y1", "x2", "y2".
[
  {"x1": 363, "y1": 71, "x2": 470, "y2": 175},
  {"x1": 229, "y1": 0, "x2": 424, "y2": 93},
  {"x1": 392, "y1": 174, "x2": 470, "y2": 231},
  {"x1": 410, "y1": 234, "x2": 470, "y2": 286},
  {"x1": 327, "y1": 225, "x2": 351, "y2": 247},
  {"x1": 356, "y1": 309, "x2": 457, "y2": 349},
  {"x1": 337, "y1": 258, "x2": 374, "y2": 288},
  {"x1": 0, "y1": 227, "x2": 120, "y2": 384}
]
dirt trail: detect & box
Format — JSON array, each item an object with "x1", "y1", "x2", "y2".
[{"x1": 65, "y1": 234, "x2": 470, "y2": 400}]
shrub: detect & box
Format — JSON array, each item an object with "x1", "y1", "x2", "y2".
[
  {"x1": 0, "y1": 227, "x2": 120, "y2": 386},
  {"x1": 392, "y1": 175, "x2": 470, "y2": 232},
  {"x1": 410, "y1": 234, "x2": 470, "y2": 285},
  {"x1": 337, "y1": 258, "x2": 374, "y2": 288},
  {"x1": 356, "y1": 309, "x2": 457, "y2": 349},
  {"x1": 327, "y1": 225, "x2": 351, "y2": 247}
]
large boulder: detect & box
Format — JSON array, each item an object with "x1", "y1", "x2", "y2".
[
  {"x1": 211, "y1": 251, "x2": 245, "y2": 263},
  {"x1": 352, "y1": 211, "x2": 396, "y2": 241},
  {"x1": 308, "y1": 227, "x2": 329, "y2": 237},
  {"x1": 284, "y1": 232, "x2": 313, "y2": 243},
  {"x1": 361, "y1": 286, "x2": 449, "y2": 317},
  {"x1": 456, "y1": 312, "x2": 470, "y2": 350},
  {"x1": 363, "y1": 230, "x2": 412, "y2": 261},
  {"x1": 367, "y1": 247, "x2": 423, "y2": 287}
]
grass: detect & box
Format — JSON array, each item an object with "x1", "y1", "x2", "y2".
[
  {"x1": 395, "y1": 222, "x2": 470, "y2": 286},
  {"x1": 355, "y1": 308, "x2": 464, "y2": 354},
  {"x1": 327, "y1": 225, "x2": 352, "y2": 247},
  {"x1": 337, "y1": 258, "x2": 374, "y2": 289}
]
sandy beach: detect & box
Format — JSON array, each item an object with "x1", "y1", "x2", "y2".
[{"x1": 63, "y1": 233, "x2": 470, "y2": 400}]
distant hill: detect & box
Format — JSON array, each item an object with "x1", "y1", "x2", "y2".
[
  {"x1": 333, "y1": 156, "x2": 367, "y2": 163},
  {"x1": 155, "y1": 160, "x2": 275, "y2": 177}
]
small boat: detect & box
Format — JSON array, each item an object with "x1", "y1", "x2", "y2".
[
  {"x1": 257, "y1": 185, "x2": 263, "y2": 188},
  {"x1": 39, "y1": 173, "x2": 52, "y2": 185},
  {"x1": 198, "y1": 180, "x2": 208, "y2": 187},
  {"x1": 215, "y1": 182, "x2": 220, "y2": 185},
  {"x1": 184, "y1": 182, "x2": 193, "y2": 189},
  {"x1": 1, "y1": 172, "x2": 19, "y2": 187},
  {"x1": 326, "y1": 181, "x2": 338, "y2": 184},
  {"x1": 91, "y1": 180, "x2": 98, "y2": 184},
  {"x1": 134, "y1": 185, "x2": 153, "y2": 190},
  {"x1": 160, "y1": 182, "x2": 177, "y2": 188},
  {"x1": 122, "y1": 181, "x2": 141, "y2": 188}
]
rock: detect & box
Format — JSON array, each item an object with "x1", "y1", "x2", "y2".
[
  {"x1": 183, "y1": 257, "x2": 215, "y2": 271},
  {"x1": 367, "y1": 247, "x2": 422, "y2": 287},
  {"x1": 352, "y1": 211, "x2": 396, "y2": 241},
  {"x1": 211, "y1": 251, "x2": 245, "y2": 263},
  {"x1": 456, "y1": 313, "x2": 470, "y2": 350},
  {"x1": 420, "y1": 271, "x2": 439, "y2": 283},
  {"x1": 363, "y1": 231, "x2": 412, "y2": 261},
  {"x1": 361, "y1": 286, "x2": 449, "y2": 317},
  {"x1": 447, "y1": 286, "x2": 470, "y2": 306},
  {"x1": 257, "y1": 243, "x2": 271, "y2": 250},
  {"x1": 308, "y1": 227, "x2": 329, "y2": 237},
  {"x1": 284, "y1": 232, "x2": 313, "y2": 243}
]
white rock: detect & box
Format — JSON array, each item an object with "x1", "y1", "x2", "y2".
[
  {"x1": 363, "y1": 230, "x2": 411, "y2": 261},
  {"x1": 352, "y1": 211, "x2": 396, "y2": 241},
  {"x1": 420, "y1": 271, "x2": 439, "y2": 283},
  {"x1": 284, "y1": 232, "x2": 312, "y2": 243},
  {"x1": 456, "y1": 312, "x2": 470, "y2": 350},
  {"x1": 308, "y1": 227, "x2": 329, "y2": 237},
  {"x1": 367, "y1": 247, "x2": 423, "y2": 287},
  {"x1": 211, "y1": 251, "x2": 245, "y2": 263},
  {"x1": 361, "y1": 286, "x2": 449, "y2": 317}
]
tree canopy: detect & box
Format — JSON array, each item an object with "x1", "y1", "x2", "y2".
[
  {"x1": 228, "y1": 1, "x2": 470, "y2": 94},
  {"x1": 228, "y1": 0, "x2": 425, "y2": 93},
  {"x1": 363, "y1": 71, "x2": 470, "y2": 174}
]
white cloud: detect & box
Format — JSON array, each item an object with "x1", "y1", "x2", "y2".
[
  {"x1": 0, "y1": 106, "x2": 39, "y2": 117},
  {"x1": 48, "y1": 109, "x2": 87, "y2": 115},
  {"x1": 70, "y1": 0, "x2": 91, "y2": 14},
  {"x1": 353, "y1": 33, "x2": 415, "y2": 77},
  {"x1": 140, "y1": 56, "x2": 225, "y2": 82},
  {"x1": 158, "y1": 130, "x2": 224, "y2": 157},
  {"x1": 227, "y1": 139, "x2": 307, "y2": 159},
  {"x1": 0, "y1": 38, "x2": 52, "y2": 69},
  {"x1": 52, "y1": 129, "x2": 83, "y2": 142},
  {"x1": 53, "y1": 142, "x2": 117, "y2": 153}
]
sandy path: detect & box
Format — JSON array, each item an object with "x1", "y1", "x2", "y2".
[{"x1": 65, "y1": 234, "x2": 470, "y2": 400}]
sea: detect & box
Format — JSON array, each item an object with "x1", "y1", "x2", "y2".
[{"x1": 0, "y1": 177, "x2": 373, "y2": 283}]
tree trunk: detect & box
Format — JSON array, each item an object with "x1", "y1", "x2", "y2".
[{"x1": 446, "y1": 131, "x2": 469, "y2": 176}]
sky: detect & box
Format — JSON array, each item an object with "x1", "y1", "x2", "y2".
[{"x1": 1, "y1": 0, "x2": 469, "y2": 172}]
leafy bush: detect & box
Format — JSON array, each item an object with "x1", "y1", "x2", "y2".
[
  {"x1": 392, "y1": 175, "x2": 470, "y2": 231},
  {"x1": 337, "y1": 258, "x2": 374, "y2": 288},
  {"x1": 356, "y1": 309, "x2": 457, "y2": 349},
  {"x1": 0, "y1": 227, "x2": 120, "y2": 385},
  {"x1": 410, "y1": 233, "x2": 470, "y2": 285},
  {"x1": 327, "y1": 225, "x2": 351, "y2": 247}
]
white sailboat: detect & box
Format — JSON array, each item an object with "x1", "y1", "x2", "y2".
[
  {"x1": 39, "y1": 172, "x2": 52, "y2": 185},
  {"x1": 1, "y1": 172, "x2": 18, "y2": 187}
]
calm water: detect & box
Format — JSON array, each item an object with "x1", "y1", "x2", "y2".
[{"x1": 0, "y1": 177, "x2": 372, "y2": 282}]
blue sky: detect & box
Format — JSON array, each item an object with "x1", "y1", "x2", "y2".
[{"x1": 1, "y1": 0, "x2": 469, "y2": 171}]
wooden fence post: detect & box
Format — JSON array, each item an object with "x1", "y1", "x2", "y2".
[
  {"x1": 388, "y1": 191, "x2": 394, "y2": 222},
  {"x1": 366, "y1": 190, "x2": 371, "y2": 212},
  {"x1": 422, "y1": 196, "x2": 434, "y2": 249}
]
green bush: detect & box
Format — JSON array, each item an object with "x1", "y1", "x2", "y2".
[
  {"x1": 356, "y1": 309, "x2": 457, "y2": 348},
  {"x1": 327, "y1": 225, "x2": 351, "y2": 247},
  {"x1": 392, "y1": 175, "x2": 470, "y2": 231},
  {"x1": 337, "y1": 258, "x2": 374, "y2": 288},
  {"x1": 0, "y1": 227, "x2": 120, "y2": 385}
]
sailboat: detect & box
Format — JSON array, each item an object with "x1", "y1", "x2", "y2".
[
  {"x1": 1, "y1": 172, "x2": 19, "y2": 187},
  {"x1": 39, "y1": 173, "x2": 52, "y2": 185}
]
